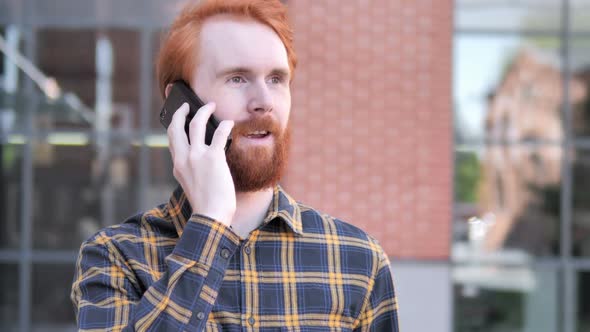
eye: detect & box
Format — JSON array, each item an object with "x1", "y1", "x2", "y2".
[
  {"x1": 228, "y1": 76, "x2": 246, "y2": 84},
  {"x1": 269, "y1": 76, "x2": 283, "y2": 84}
]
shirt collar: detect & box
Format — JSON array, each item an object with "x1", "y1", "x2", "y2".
[{"x1": 165, "y1": 184, "x2": 303, "y2": 237}]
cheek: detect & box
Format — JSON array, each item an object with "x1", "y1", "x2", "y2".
[
  {"x1": 277, "y1": 92, "x2": 291, "y2": 128},
  {"x1": 211, "y1": 92, "x2": 245, "y2": 121}
]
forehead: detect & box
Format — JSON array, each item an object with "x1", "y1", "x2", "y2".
[{"x1": 198, "y1": 16, "x2": 289, "y2": 73}]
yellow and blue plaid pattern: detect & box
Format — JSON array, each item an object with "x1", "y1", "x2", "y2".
[{"x1": 71, "y1": 185, "x2": 399, "y2": 331}]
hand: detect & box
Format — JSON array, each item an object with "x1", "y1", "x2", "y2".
[{"x1": 167, "y1": 102, "x2": 236, "y2": 226}]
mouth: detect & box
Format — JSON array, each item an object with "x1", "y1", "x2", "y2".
[{"x1": 245, "y1": 130, "x2": 271, "y2": 139}]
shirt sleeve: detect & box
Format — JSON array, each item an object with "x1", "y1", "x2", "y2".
[
  {"x1": 71, "y1": 214, "x2": 240, "y2": 331},
  {"x1": 353, "y1": 248, "x2": 400, "y2": 332}
]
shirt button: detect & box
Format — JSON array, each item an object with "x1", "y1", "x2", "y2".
[
  {"x1": 196, "y1": 312, "x2": 205, "y2": 320},
  {"x1": 244, "y1": 246, "x2": 251, "y2": 255},
  {"x1": 248, "y1": 316, "x2": 255, "y2": 325},
  {"x1": 220, "y1": 248, "x2": 230, "y2": 259}
]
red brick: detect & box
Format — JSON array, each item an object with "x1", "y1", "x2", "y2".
[{"x1": 284, "y1": 0, "x2": 453, "y2": 260}]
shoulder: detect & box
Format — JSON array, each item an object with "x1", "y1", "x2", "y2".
[
  {"x1": 297, "y1": 202, "x2": 386, "y2": 260},
  {"x1": 80, "y1": 204, "x2": 176, "y2": 250}
]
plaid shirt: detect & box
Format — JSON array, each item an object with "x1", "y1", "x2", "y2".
[{"x1": 71, "y1": 185, "x2": 399, "y2": 331}]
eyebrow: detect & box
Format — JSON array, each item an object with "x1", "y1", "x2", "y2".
[
  {"x1": 216, "y1": 67, "x2": 290, "y2": 79},
  {"x1": 269, "y1": 68, "x2": 290, "y2": 79}
]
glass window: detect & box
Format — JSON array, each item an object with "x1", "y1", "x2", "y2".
[
  {"x1": 32, "y1": 264, "x2": 75, "y2": 330},
  {"x1": 29, "y1": 0, "x2": 191, "y2": 28},
  {"x1": 453, "y1": 144, "x2": 561, "y2": 257},
  {"x1": 148, "y1": 0, "x2": 190, "y2": 27},
  {"x1": 0, "y1": 2, "x2": 22, "y2": 25},
  {"x1": 454, "y1": 35, "x2": 563, "y2": 144},
  {"x1": 0, "y1": 142, "x2": 22, "y2": 249},
  {"x1": 0, "y1": 264, "x2": 18, "y2": 332},
  {"x1": 573, "y1": 148, "x2": 590, "y2": 257},
  {"x1": 1, "y1": 25, "x2": 29, "y2": 134},
  {"x1": 145, "y1": 146, "x2": 175, "y2": 209},
  {"x1": 571, "y1": 38, "x2": 590, "y2": 138},
  {"x1": 30, "y1": 0, "x2": 145, "y2": 27},
  {"x1": 453, "y1": 266, "x2": 559, "y2": 332},
  {"x1": 36, "y1": 28, "x2": 140, "y2": 131},
  {"x1": 151, "y1": 30, "x2": 166, "y2": 131},
  {"x1": 455, "y1": 0, "x2": 562, "y2": 31},
  {"x1": 571, "y1": 0, "x2": 590, "y2": 33},
  {"x1": 579, "y1": 271, "x2": 590, "y2": 332},
  {"x1": 32, "y1": 141, "x2": 138, "y2": 250}
]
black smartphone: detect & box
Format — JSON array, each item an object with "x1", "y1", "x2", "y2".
[{"x1": 159, "y1": 80, "x2": 231, "y2": 151}]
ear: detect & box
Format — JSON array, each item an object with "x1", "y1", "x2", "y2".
[{"x1": 164, "y1": 83, "x2": 174, "y2": 98}]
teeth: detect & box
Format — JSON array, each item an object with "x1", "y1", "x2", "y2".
[{"x1": 248, "y1": 131, "x2": 268, "y2": 135}]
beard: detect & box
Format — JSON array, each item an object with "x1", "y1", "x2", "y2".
[{"x1": 225, "y1": 115, "x2": 291, "y2": 192}]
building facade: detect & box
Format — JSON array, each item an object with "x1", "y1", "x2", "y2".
[{"x1": 1, "y1": 0, "x2": 589, "y2": 331}]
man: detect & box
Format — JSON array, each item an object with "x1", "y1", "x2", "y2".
[{"x1": 71, "y1": 0, "x2": 399, "y2": 330}]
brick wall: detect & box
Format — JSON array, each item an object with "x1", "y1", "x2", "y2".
[{"x1": 283, "y1": 0, "x2": 453, "y2": 260}]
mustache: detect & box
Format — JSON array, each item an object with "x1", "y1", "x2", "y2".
[{"x1": 231, "y1": 116, "x2": 282, "y2": 137}]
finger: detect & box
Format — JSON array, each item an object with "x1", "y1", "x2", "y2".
[
  {"x1": 188, "y1": 102, "x2": 216, "y2": 147},
  {"x1": 168, "y1": 102, "x2": 190, "y2": 154},
  {"x1": 168, "y1": 135, "x2": 174, "y2": 161},
  {"x1": 211, "y1": 120, "x2": 234, "y2": 151}
]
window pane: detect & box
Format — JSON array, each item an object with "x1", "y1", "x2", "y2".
[
  {"x1": 453, "y1": 266, "x2": 559, "y2": 331},
  {"x1": 145, "y1": 146, "x2": 175, "y2": 209},
  {"x1": 32, "y1": 264, "x2": 75, "y2": 330},
  {"x1": 571, "y1": 0, "x2": 590, "y2": 32},
  {"x1": 36, "y1": 28, "x2": 140, "y2": 130},
  {"x1": 32, "y1": 140, "x2": 138, "y2": 249},
  {"x1": 0, "y1": 1, "x2": 22, "y2": 24},
  {"x1": 0, "y1": 143, "x2": 22, "y2": 249},
  {"x1": 573, "y1": 148, "x2": 590, "y2": 256},
  {"x1": 571, "y1": 38, "x2": 590, "y2": 138},
  {"x1": 0, "y1": 264, "x2": 18, "y2": 332},
  {"x1": 29, "y1": 0, "x2": 145, "y2": 27},
  {"x1": 579, "y1": 271, "x2": 590, "y2": 332},
  {"x1": 454, "y1": 34, "x2": 563, "y2": 144},
  {"x1": 453, "y1": 144, "x2": 561, "y2": 257},
  {"x1": 10, "y1": 0, "x2": 185, "y2": 27},
  {"x1": 151, "y1": 30, "x2": 165, "y2": 130},
  {"x1": 1, "y1": 25, "x2": 29, "y2": 134},
  {"x1": 455, "y1": 0, "x2": 561, "y2": 31}
]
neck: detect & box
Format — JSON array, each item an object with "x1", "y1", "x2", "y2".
[{"x1": 231, "y1": 186, "x2": 274, "y2": 239}]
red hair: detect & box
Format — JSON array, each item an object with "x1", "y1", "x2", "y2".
[{"x1": 156, "y1": 0, "x2": 297, "y2": 98}]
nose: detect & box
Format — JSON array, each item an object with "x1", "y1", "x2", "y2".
[{"x1": 247, "y1": 81, "x2": 273, "y2": 114}]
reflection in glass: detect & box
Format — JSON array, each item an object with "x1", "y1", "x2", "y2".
[
  {"x1": 571, "y1": 1, "x2": 590, "y2": 32},
  {"x1": 32, "y1": 142, "x2": 138, "y2": 250},
  {"x1": 453, "y1": 145, "x2": 561, "y2": 257},
  {"x1": 573, "y1": 149, "x2": 590, "y2": 256},
  {"x1": 1, "y1": 25, "x2": 29, "y2": 134},
  {"x1": 579, "y1": 271, "x2": 590, "y2": 332},
  {"x1": 453, "y1": 266, "x2": 558, "y2": 332},
  {"x1": 454, "y1": 35, "x2": 562, "y2": 143},
  {"x1": 455, "y1": 0, "x2": 561, "y2": 31},
  {"x1": 571, "y1": 38, "x2": 590, "y2": 138},
  {"x1": 454, "y1": 33, "x2": 567, "y2": 257},
  {"x1": 36, "y1": 28, "x2": 140, "y2": 130},
  {"x1": 481, "y1": 144, "x2": 561, "y2": 255},
  {"x1": 151, "y1": 30, "x2": 166, "y2": 130},
  {"x1": 145, "y1": 146, "x2": 175, "y2": 209},
  {"x1": 32, "y1": 264, "x2": 75, "y2": 329},
  {"x1": 0, "y1": 143, "x2": 22, "y2": 249},
  {"x1": 0, "y1": 264, "x2": 18, "y2": 332},
  {"x1": 0, "y1": 2, "x2": 20, "y2": 23},
  {"x1": 453, "y1": 147, "x2": 482, "y2": 244}
]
